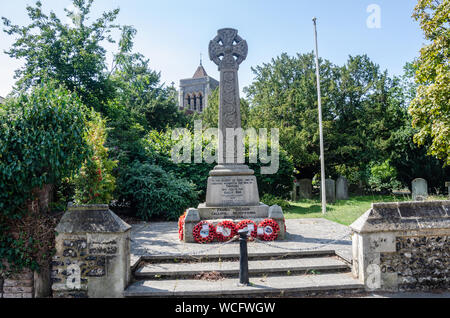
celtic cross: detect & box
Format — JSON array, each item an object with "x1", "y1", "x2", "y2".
[
  {"x1": 209, "y1": 28, "x2": 248, "y2": 71},
  {"x1": 209, "y1": 28, "x2": 249, "y2": 167}
]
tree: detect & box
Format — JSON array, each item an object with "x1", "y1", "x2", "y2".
[
  {"x1": 410, "y1": 0, "x2": 450, "y2": 165},
  {"x1": 245, "y1": 52, "x2": 338, "y2": 178},
  {"x1": 2, "y1": 0, "x2": 130, "y2": 114}
]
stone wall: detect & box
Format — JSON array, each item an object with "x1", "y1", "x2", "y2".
[
  {"x1": 380, "y1": 236, "x2": 449, "y2": 291},
  {"x1": 351, "y1": 201, "x2": 450, "y2": 292},
  {"x1": 0, "y1": 269, "x2": 34, "y2": 298}
]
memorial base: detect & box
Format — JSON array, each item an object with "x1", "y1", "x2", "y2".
[{"x1": 183, "y1": 204, "x2": 286, "y2": 243}]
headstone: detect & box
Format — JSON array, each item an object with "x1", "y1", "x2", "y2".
[
  {"x1": 336, "y1": 176, "x2": 349, "y2": 200},
  {"x1": 446, "y1": 182, "x2": 450, "y2": 199},
  {"x1": 412, "y1": 178, "x2": 428, "y2": 201},
  {"x1": 292, "y1": 180, "x2": 299, "y2": 201},
  {"x1": 298, "y1": 179, "x2": 312, "y2": 199},
  {"x1": 321, "y1": 179, "x2": 336, "y2": 203}
]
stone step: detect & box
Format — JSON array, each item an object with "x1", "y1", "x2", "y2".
[
  {"x1": 134, "y1": 256, "x2": 349, "y2": 279},
  {"x1": 136, "y1": 249, "x2": 336, "y2": 264},
  {"x1": 124, "y1": 272, "x2": 364, "y2": 298}
]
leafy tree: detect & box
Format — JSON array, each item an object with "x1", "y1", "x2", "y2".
[
  {"x1": 245, "y1": 52, "x2": 337, "y2": 178},
  {"x1": 410, "y1": 0, "x2": 450, "y2": 165},
  {"x1": 110, "y1": 50, "x2": 188, "y2": 132},
  {"x1": 2, "y1": 0, "x2": 131, "y2": 114}
]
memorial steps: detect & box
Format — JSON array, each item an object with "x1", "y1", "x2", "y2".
[{"x1": 123, "y1": 250, "x2": 364, "y2": 297}]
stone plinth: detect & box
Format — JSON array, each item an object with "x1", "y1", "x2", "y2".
[
  {"x1": 350, "y1": 201, "x2": 450, "y2": 292},
  {"x1": 52, "y1": 204, "x2": 131, "y2": 298},
  {"x1": 205, "y1": 174, "x2": 260, "y2": 207},
  {"x1": 198, "y1": 203, "x2": 269, "y2": 219}
]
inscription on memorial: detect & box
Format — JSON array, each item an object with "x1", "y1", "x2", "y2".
[{"x1": 210, "y1": 177, "x2": 254, "y2": 204}]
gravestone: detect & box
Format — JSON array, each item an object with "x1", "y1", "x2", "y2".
[
  {"x1": 298, "y1": 179, "x2": 312, "y2": 199},
  {"x1": 320, "y1": 179, "x2": 336, "y2": 203},
  {"x1": 336, "y1": 176, "x2": 349, "y2": 200},
  {"x1": 292, "y1": 180, "x2": 299, "y2": 201},
  {"x1": 412, "y1": 178, "x2": 428, "y2": 201},
  {"x1": 446, "y1": 182, "x2": 450, "y2": 199},
  {"x1": 184, "y1": 28, "x2": 285, "y2": 242}
]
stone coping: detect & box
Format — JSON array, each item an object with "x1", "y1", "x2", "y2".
[
  {"x1": 350, "y1": 201, "x2": 450, "y2": 234},
  {"x1": 56, "y1": 204, "x2": 131, "y2": 234}
]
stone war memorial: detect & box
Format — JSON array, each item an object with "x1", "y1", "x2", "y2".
[{"x1": 181, "y1": 28, "x2": 286, "y2": 244}]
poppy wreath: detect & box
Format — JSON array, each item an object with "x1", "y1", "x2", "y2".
[
  {"x1": 192, "y1": 221, "x2": 216, "y2": 244},
  {"x1": 215, "y1": 220, "x2": 237, "y2": 242},
  {"x1": 178, "y1": 212, "x2": 187, "y2": 241},
  {"x1": 236, "y1": 219, "x2": 258, "y2": 240},
  {"x1": 257, "y1": 219, "x2": 280, "y2": 241}
]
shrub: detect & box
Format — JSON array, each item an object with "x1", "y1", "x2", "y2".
[
  {"x1": 368, "y1": 160, "x2": 402, "y2": 193},
  {"x1": 118, "y1": 161, "x2": 198, "y2": 221},
  {"x1": 141, "y1": 129, "x2": 294, "y2": 200},
  {"x1": 0, "y1": 81, "x2": 90, "y2": 218},
  {"x1": 73, "y1": 112, "x2": 118, "y2": 204},
  {"x1": 260, "y1": 193, "x2": 291, "y2": 210},
  {"x1": 0, "y1": 81, "x2": 89, "y2": 273}
]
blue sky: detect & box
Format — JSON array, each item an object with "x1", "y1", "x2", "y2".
[{"x1": 0, "y1": 0, "x2": 425, "y2": 97}]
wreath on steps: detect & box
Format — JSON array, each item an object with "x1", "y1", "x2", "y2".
[
  {"x1": 257, "y1": 219, "x2": 280, "y2": 241},
  {"x1": 193, "y1": 221, "x2": 215, "y2": 244},
  {"x1": 215, "y1": 220, "x2": 237, "y2": 242},
  {"x1": 236, "y1": 219, "x2": 257, "y2": 240}
]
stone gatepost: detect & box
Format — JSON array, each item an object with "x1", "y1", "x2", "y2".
[
  {"x1": 351, "y1": 201, "x2": 450, "y2": 292},
  {"x1": 51, "y1": 204, "x2": 131, "y2": 298}
]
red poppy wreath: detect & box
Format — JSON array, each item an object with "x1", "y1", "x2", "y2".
[
  {"x1": 257, "y1": 219, "x2": 280, "y2": 241},
  {"x1": 215, "y1": 220, "x2": 237, "y2": 242},
  {"x1": 236, "y1": 219, "x2": 258, "y2": 240},
  {"x1": 193, "y1": 221, "x2": 215, "y2": 244}
]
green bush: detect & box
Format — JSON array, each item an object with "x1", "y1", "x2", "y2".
[
  {"x1": 73, "y1": 112, "x2": 118, "y2": 204},
  {"x1": 260, "y1": 193, "x2": 291, "y2": 210},
  {"x1": 367, "y1": 160, "x2": 402, "y2": 193},
  {"x1": 0, "y1": 81, "x2": 90, "y2": 218},
  {"x1": 141, "y1": 129, "x2": 294, "y2": 200},
  {"x1": 118, "y1": 161, "x2": 198, "y2": 221}
]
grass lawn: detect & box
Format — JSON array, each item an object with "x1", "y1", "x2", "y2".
[{"x1": 284, "y1": 194, "x2": 448, "y2": 226}]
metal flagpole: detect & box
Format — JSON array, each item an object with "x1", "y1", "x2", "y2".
[{"x1": 313, "y1": 17, "x2": 327, "y2": 215}]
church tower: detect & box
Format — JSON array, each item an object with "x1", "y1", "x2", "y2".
[{"x1": 179, "y1": 60, "x2": 219, "y2": 113}]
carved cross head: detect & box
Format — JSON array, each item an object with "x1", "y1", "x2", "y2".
[{"x1": 209, "y1": 28, "x2": 248, "y2": 71}]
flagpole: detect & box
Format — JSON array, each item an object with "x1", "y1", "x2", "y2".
[{"x1": 313, "y1": 17, "x2": 327, "y2": 215}]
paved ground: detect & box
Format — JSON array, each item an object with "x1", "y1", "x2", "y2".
[
  {"x1": 128, "y1": 218, "x2": 450, "y2": 298},
  {"x1": 130, "y1": 218, "x2": 353, "y2": 267}
]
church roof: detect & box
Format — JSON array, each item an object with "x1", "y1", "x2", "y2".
[{"x1": 192, "y1": 65, "x2": 208, "y2": 79}]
